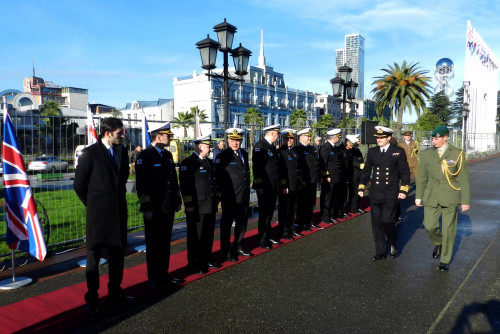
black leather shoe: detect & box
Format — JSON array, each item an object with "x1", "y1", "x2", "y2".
[
  {"x1": 237, "y1": 249, "x2": 253, "y2": 257},
  {"x1": 311, "y1": 224, "x2": 324, "y2": 230},
  {"x1": 189, "y1": 265, "x2": 208, "y2": 275},
  {"x1": 303, "y1": 227, "x2": 312, "y2": 232},
  {"x1": 330, "y1": 218, "x2": 339, "y2": 224},
  {"x1": 389, "y1": 245, "x2": 398, "y2": 258},
  {"x1": 321, "y1": 220, "x2": 334, "y2": 225},
  {"x1": 372, "y1": 254, "x2": 387, "y2": 261},
  {"x1": 270, "y1": 239, "x2": 283, "y2": 245},
  {"x1": 208, "y1": 261, "x2": 222, "y2": 268},
  {"x1": 282, "y1": 235, "x2": 293, "y2": 240},
  {"x1": 352, "y1": 209, "x2": 365, "y2": 214},
  {"x1": 150, "y1": 280, "x2": 169, "y2": 292},
  {"x1": 226, "y1": 254, "x2": 238, "y2": 262},
  {"x1": 432, "y1": 245, "x2": 442, "y2": 259},
  {"x1": 109, "y1": 292, "x2": 135, "y2": 304},
  {"x1": 86, "y1": 301, "x2": 99, "y2": 316},
  {"x1": 438, "y1": 262, "x2": 449, "y2": 271},
  {"x1": 293, "y1": 232, "x2": 303, "y2": 237},
  {"x1": 165, "y1": 274, "x2": 185, "y2": 285},
  {"x1": 259, "y1": 242, "x2": 272, "y2": 249}
]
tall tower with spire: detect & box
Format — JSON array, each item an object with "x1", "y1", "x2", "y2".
[{"x1": 258, "y1": 30, "x2": 266, "y2": 68}]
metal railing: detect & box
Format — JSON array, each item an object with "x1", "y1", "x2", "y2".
[{"x1": 1, "y1": 114, "x2": 498, "y2": 260}]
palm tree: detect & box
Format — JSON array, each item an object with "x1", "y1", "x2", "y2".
[
  {"x1": 243, "y1": 107, "x2": 263, "y2": 151},
  {"x1": 172, "y1": 111, "x2": 195, "y2": 138},
  {"x1": 289, "y1": 109, "x2": 307, "y2": 127},
  {"x1": 190, "y1": 106, "x2": 208, "y2": 122},
  {"x1": 372, "y1": 61, "x2": 432, "y2": 132}
]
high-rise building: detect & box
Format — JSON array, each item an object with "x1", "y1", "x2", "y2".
[{"x1": 335, "y1": 34, "x2": 365, "y2": 100}]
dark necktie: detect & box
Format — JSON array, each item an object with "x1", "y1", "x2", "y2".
[{"x1": 108, "y1": 147, "x2": 117, "y2": 168}]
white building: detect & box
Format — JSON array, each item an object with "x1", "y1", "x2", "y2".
[
  {"x1": 174, "y1": 30, "x2": 319, "y2": 137},
  {"x1": 315, "y1": 94, "x2": 341, "y2": 120}
]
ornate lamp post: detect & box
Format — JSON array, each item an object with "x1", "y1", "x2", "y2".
[
  {"x1": 330, "y1": 64, "x2": 358, "y2": 121},
  {"x1": 196, "y1": 19, "x2": 251, "y2": 124}
]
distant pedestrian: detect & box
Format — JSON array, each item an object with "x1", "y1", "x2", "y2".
[
  {"x1": 398, "y1": 131, "x2": 419, "y2": 181},
  {"x1": 212, "y1": 140, "x2": 225, "y2": 162},
  {"x1": 415, "y1": 125, "x2": 471, "y2": 271},
  {"x1": 73, "y1": 117, "x2": 134, "y2": 316}
]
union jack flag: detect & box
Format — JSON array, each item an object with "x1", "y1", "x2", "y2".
[{"x1": 2, "y1": 104, "x2": 47, "y2": 261}]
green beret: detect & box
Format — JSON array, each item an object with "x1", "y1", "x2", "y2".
[{"x1": 431, "y1": 125, "x2": 449, "y2": 138}]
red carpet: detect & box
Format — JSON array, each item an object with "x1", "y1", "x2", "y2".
[{"x1": 0, "y1": 207, "x2": 369, "y2": 334}]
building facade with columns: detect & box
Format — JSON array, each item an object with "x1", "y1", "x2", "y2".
[{"x1": 174, "y1": 31, "x2": 320, "y2": 137}]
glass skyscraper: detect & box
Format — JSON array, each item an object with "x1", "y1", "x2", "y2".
[{"x1": 335, "y1": 34, "x2": 365, "y2": 100}]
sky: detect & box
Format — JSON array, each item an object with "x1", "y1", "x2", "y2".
[{"x1": 2, "y1": 0, "x2": 500, "y2": 123}]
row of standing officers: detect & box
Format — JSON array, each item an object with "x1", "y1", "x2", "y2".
[{"x1": 74, "y1": 117, "x2": 470, "y2": 316}]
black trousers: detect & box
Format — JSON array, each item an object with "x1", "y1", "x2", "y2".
[
  {"x1": 320, "y1": 180, "x2": 343, "y2": 220},
  {"x1": 144, "y1": 212, "x2": 174, "y2": 283},
  {"x1": 369, "y1": 198, "x2": 398, "y2": 255},
  {"x1": 220, "y1": 201, "x2": 249, "y2": 255},
  {"x1": 85, "y1": 245, "x2": 124, "y2": 303},
  {"x1": 278, "y1": 190, "x2": 297, "y2": 238},
  {"x1": 257, "y1": 190, "x2": 277, "y2": 244},
  {"x1": 348, "y1": 176, "x2": 361, "y2": 212},
  {"x1": 186, "y1": 212, "x2": 216, "y2": 271},
  {"x1": 296, "y1": 183, "x2": 317, "y2": 230}
]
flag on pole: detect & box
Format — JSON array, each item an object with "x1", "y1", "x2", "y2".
[
  {"x1": 87, "y1": 105, "x2": 98, "y2": 146},
  {"x1": 233, "y1": 116, "x2": 237, "y2": 129},
  {"x1": 2, "y1": 101, "x2": 47, "y2": 261},
  {"x1": 142, "y1": 110, "x2": 151, "y2": 148}
]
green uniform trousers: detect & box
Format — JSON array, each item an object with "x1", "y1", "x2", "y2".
[{"x1": 423, "y1": 204, "x2": 458, "y2": 264}]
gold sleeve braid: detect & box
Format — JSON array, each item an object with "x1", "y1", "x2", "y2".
[{"x1": 441, "y1": 151, "x2": 463, "y2": 191}]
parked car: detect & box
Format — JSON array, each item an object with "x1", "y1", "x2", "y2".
[{"x1": 28, "y1": 156, "x2": 68, "y2": 172}]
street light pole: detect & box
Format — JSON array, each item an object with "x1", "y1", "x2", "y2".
[
  {"x1": 462, "y1": 81, "x2": 470, "y2": 154},
  {"x1": 196, "y1": 19, "x2": 251, "y2": 125},
  {"x1": 330, "y1": 64, "x2": 358, "y2": 125}
]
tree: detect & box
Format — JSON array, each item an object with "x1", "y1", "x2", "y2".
[
  {"x1": 172, "y1": 111, "x2": 195, "y2": 138},
  {"x1": 289, "y1": 109, "x2": 307, "y2": 127},
  {"x1": 190, "y1": 106, "x2": 208, "y2": 123},
  {"x1": 428, "y1": 90, "x2": 453, "y2": 125},
  {"x1": 450, "y1": 87, "x2": 464, "y2": 129},
  {"x1": 372, "y1": 61, "x2": 432, "y2": 131},
  {"x1": 111, "y1": 108, "x2": 122, "y2": 118},
  {"x1": 338, "y1": 114, "x2": 356, "y2": 129},
  {"x1": 414, "y1": 113, "x2": 444, "y2": 131},
  {"x1": 313, "y1": 114, "x2": 335, "y2": 129},
  {"x1": 243, "y1": 107, "x2": 264, "y2": 150}
]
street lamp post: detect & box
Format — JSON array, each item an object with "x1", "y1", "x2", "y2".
[
  {"x1": 196, "y1": 19, "x2": 251, "y2": 125},
  {"x1": 330, "y1": 64, "x2": 358, "y2": 123}
]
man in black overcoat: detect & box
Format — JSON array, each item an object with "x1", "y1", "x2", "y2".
[
  {"x1": 73, "y1": 117, "x2": 134, "y2": 315},
  {"x1": 215, "y1": 128, "x2": 252, "y2": 262},
  {"x1": 294, "y1": 128, "x2": 321, "y2": 233},
  {"x1": 358, "y1": 126, "x2": 410, "y2": 260},
  {"x1": 277, "y1": 129, "x2": 299, "y2": 240},
  {"x1": 252, "y1": 124, "x2": 281, "y2": 249},
  {"x1": 135, "y1": 122, "x2": 183, "y2": 291},
  {"x1": 179, "y1": 134, "x2": 221, "y2": 274}
]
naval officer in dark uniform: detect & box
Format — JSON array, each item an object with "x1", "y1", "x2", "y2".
[
  {"x1": 294, "y1": 128, "x2": 322, "y2": 233},
  {"x1": 358, "y1": 126, "x2": 410, "y2": 260},
  {"x1": 252, "y1": 124, "x2": 281, "y2": 249},
  {"x1": 135, "y1": 122, "x2": 183, "y2": 290},
  {"x1": 277, "y1": 128, "x2": 299, "y2": 240},
  {"x1": 319, "y1": 128, "x2": 345, "y2": 224},
  {"x1": 214, "y1": 127, "x2": 253, "y2": 262},
  {"x1": 179, "y1": 134, "x2": 221, "y2": 274},
  {"x1": 344, "y1": 135, "x2": 365, "y2": 214}
]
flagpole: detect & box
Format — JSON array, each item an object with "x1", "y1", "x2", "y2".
[{"x1": 0, "y1": 250, "x2": 32, "y2": 290}]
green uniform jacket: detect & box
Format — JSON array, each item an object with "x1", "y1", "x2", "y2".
[{"x1": 416, "y1": 144, "x2": 471, "y2": 207}]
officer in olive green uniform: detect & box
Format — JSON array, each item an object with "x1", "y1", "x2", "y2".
[{"x1": 415, "y1": 125, "x2": 471, "y2": 271}]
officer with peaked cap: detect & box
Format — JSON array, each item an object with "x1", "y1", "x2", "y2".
[
  {"x1": 398, "y1": 131, "x2": 419, "y2": 181},
  {"x1": 252, "y1": 124, "x2": 281, "y2": 249},
  {"x1": 340, "y1": 134, "x2": 365, "y2": 214},
  {"x1": 135, "y1": 122, "x2": 184, "y2": 290},
  {"x1": 319, "y1": 128, "x2": 346, "y2": 224},
  {"x1": 358, "y1": 126, "x2": 410, "y2": 260},
  {"x1": 214, "y1": 128, "x2": 253, "y2": 262},
  {"x1": 415, "y1": 124, "x2": 471, "y2": 271},
  {"x1": 179, "y1": 134, "x2": 221, "y2": 274},
  {"x1": 294, "y1": 127, "x2": 321, "y2": 234},
  {"x1": 277, "y1": 128, "x2": 299, "y2": 240}
]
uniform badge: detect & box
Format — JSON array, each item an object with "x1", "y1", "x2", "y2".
[
  {"x1": 154, "y1": 163, "x2": 161, "y2": 167},
  {"x1": 392, "y1": 153, "x2": 399, "y2": 156},
  {"x1": 136, "y1": 159, "x2": 142, "y2": 165},
  {"x1": 180, "y1": 166, "x2": 187, "y2": 171},
  {"x1": 215, "y1": 159, "x2": 220, "y2": 163},
  {"x1": 255, "y1": 148, "x2": 260, "y2": 152},
  {"x1": 200, "y1": 166, "x2": 204, "y2": 169},
  {"x1": 268, "y1": 151, "x2": 273, "y2": 156}
]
